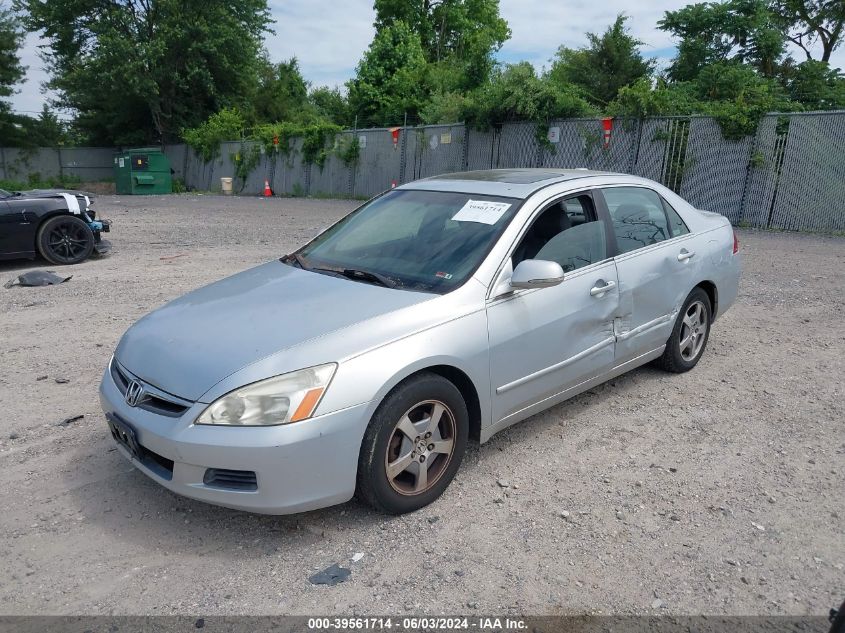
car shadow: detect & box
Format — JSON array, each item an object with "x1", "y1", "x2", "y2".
[
  {"x1": 0, "y1": 252, "x2": 109, "y2": 279},
  {"x1": 62, "y1": 363, "x2": 663, "y2": 560},
  {"x1": 0, "y1": 258, "x2": 51, "y2": 273}
]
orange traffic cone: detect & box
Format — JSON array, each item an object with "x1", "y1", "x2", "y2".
[{"x1": 263, "y1": 179, "x2": 273, "y2": 197}]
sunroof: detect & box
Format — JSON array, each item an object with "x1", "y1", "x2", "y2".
[{"x1": 434, "y1": 169, "x2": 571, "y2": 184}]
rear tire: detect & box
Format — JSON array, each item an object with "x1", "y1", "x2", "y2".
[
  {"x1": 356, "y1": 372, "x2": 468, "y2": 514},
  {"x1": 657, "y1": 287, "x2": 712, "y2": 373},
  {"x1": 36, "y1": 215, "x2": 94, "y2": 265}
]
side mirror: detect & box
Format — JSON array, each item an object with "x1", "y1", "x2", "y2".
[{"x1": 510, "y1": 259, "x2": 565, "y2": 290}]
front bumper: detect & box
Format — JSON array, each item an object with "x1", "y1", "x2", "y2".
[{"x1": 99, "y1": 365, "x2": 372, "y2": 514}]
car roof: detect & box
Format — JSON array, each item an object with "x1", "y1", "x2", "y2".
[{"x1": 399, "y1": 168, "x2": 613, "y2": 198}]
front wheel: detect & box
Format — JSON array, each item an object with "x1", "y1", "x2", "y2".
[
  {"x1": 36, "y1": 215, "x2": 94, "y2": 265},
  {"x1": 656, "y1": 287, "x2": 712, "y2": 373},
  {"x1": 356, "y1": 373, "x2": 468, "y2": 514}
]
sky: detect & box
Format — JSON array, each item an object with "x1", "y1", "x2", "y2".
[{"x1": 7, "y1": 0, "x2": 845, "y2": 120}]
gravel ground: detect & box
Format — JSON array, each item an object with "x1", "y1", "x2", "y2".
[{"x1": 0, "y1": 194, "x2": 842, "y2": 616}]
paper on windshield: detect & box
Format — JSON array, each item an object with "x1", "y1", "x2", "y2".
[{"x1": 451, "y1": 199, "x2": 512, "y2": 225}]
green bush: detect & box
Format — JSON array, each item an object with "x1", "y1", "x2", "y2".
[
  {"x1": 183, "y1": 108, "x2": 245, "y2": 162},
  {"x1": 252, "y1": 121, "x2": 342, "y2": 167},
  {"x1": 0, "y1": 174, "x2": 83, "y2": 191}
]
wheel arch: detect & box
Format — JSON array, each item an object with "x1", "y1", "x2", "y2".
[
  {"x1": 423, "y1": 365, "x2": 482, "y2": 443},
  {"x1": 33, "y1": 208, "x2": 76, "y2": 249},
  {"x1": 371, "y1": 362, "x2": 484, "y2": 444},
  {"x1": 696, "y1": 280, "x2": 719, "y2": 320}
]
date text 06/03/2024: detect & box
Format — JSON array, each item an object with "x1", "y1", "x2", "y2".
[{"x1": 306, "y1": 617, "x2": 528, "y2": 630}]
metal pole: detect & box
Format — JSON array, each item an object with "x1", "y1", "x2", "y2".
[
  {"x1": 461, "y1": 123, "x2": 469, "y2": 172},
  {"x1": 399, "y1": 112, "x2": 408, "y2": 184},
  {"x1": 350, "y1": 115, "x2": 358, "y2": 197}
]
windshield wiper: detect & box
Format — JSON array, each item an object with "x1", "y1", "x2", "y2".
[
  {"x1": 337, "y1": 268, "x2": 399, "y2": 289},
  {"x1": 283, "y1": 254, "x2": 398, "y2": 289},
  {"x1": 310, "y1": 265, "x2": 398, "y2": 289}
]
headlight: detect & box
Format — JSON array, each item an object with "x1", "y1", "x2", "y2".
[{"x1": 196, "y1": 363, "x2": 336, "y2": 426}]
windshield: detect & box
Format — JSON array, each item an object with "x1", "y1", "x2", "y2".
[
  {"x1": 0, "y1": 189, "x2": 11, "y2": 198},
  {"x1": 292, "y1": 189, "x2": 521, "y2": 293}
]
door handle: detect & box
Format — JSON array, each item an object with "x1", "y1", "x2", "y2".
[
  {"x1": 677, "y1": 249, "x2": 695, "y2": 261},
  {"x1": 590, "y1": 280, "x2": 616, "y2": 297}
]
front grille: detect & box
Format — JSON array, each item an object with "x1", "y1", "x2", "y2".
[
  {"x1": 111, "y1": 359, "x2": 129, "y2": 392},
  {"x1": 141, "y1": 397, "x2": 189, "y2": 417},
  {"x1": 203, "y1": 468, "x2": 258, "y2": 491},
  {"x1": 111, "y1": 359, "x2": 191, "y2": 418},
  {"x1": 138, "y1": 445, "x2": 174, "y2": 480}
]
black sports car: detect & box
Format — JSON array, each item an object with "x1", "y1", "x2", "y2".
[{"x1": 0, "y1": 188, "x2": 111, "y2": 265}]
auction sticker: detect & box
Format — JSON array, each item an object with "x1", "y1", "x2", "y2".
[{"x1": 451, "y1": 200, "x2": 511, "y2": 225}]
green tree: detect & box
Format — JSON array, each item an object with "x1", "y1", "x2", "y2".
[
  {"x1": 0, "y1": 3, "x2": 24, "y2": 101},
  {"x1": 182, "y1": 106, "x2": 245, "y2": 161},
  {"x1": 464, "y1": 62, "x2": 596, "y2": 129},
  {"x1": 373, "y1": 0, "x2": 510, "y2": 90},
  {"x1": 19, "y1": 0, "x2": 271, "y2": 145},
  {"x1": 548, "y1": 14, "x2": 655, "y2": 106},
  {"x1": 249, "y1": 56, "x2": 313, "y2": 125},
  {"x1": 21, "y1": 104, "x2": 68, "y2": 145},
  {"x1": 309, "y1": 86, "x2": 351, "y2": 127},
  {"x1": 420, "y1": 90, "x2": 471, "y2": 124},
  {"x1": 0, "y1": 2, "x2": 25, "y2": 144},
  {"x1": 609, "y1": 78, "x2": 701, "y2": 118},
  {"x1": 772, "y1": 0, "x2": 845, "y2": 62},
  {"x1": 609, "y1": 62, "x2": 795, "y2": 139},
  {"x1": 780, "y1": 58, "x2": 845, "y2": 107},
  {"x1": 347, "y1": 21, "x2": 429, "y2": 126},
  {"x1": 659, "y1": 0, "x2": 786, "y2": 80}
]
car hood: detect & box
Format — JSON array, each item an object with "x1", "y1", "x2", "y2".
[
  {"x1": 19, "y1": 188, "x2": 96, "y2": 201},
  {"x1": 115, "y1": 261, "x2": 434, "y2": 401}
]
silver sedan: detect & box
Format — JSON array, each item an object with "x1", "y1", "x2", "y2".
[{"x1": 100, "y1": 169, "x2": 741, "y2": 515}]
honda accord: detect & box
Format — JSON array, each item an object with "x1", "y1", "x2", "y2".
[{"x1": 100, "y1": 169, "x2": 741, "y2": 515}]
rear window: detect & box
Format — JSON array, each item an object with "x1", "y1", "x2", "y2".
[
  {"x1": 663, "y1": 199, "x2": 690, "y2": 236},
  {"x1": 602, "y1": 187, "x2": 671, "y2": 255}
]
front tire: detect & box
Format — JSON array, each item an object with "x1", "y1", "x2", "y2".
[
  {"x1": 36, "y1": 215, "x2": 94, "y2": 265},
  {"x1": 357, "y1": 372, "x2": 468, "y2": 514},
  {"x1": 657, "y1": 287, "x2": 712, "y2": 373}
]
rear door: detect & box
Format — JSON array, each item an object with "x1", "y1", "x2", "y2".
[
  {"x1": 596, "y1": 186, "x2": 701, "y2": 364},
  {"x1": 487, "y1": 191, "x2": 618, "y2": 425}
]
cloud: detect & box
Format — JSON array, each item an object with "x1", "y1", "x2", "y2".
[
  {"x1": 6, "y1": 0, "x2": 845, "y2": 117},
  {"x1": 7, "y1": 32, "x2": 59, "y2": 119},
  {"x1": 264, "y1": 0, "x2": 374, "y2": 88}
]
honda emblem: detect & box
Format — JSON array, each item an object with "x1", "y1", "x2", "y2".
[{"x1": 125, "y1": 380, "x2": 145, "y2": 407}]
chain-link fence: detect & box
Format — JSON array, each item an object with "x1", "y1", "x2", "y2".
[
  {"x1": 2, "y1": 111, "x2": 844, "y2": 232},
  {"x1": 0, "y1": 146, "x2": 114, "y2": 183}
]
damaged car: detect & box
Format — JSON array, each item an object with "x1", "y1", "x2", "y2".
[
  {"x1": 0, "y1": 187, "x2": 111, "y2": 265},
  {"x1": 101, "y1": 169, "x2": 742, "y2": 516}
]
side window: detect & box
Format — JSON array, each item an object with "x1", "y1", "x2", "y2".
[
  {"x1": 602, "y1": 187, "x2": 671, "y2": 255},
  {"x1": 512, "y1": 194, "x2": 607, "y2": 273},
  {"x1": 663, "y1": 199, "x2": 690, "y2": 236}
]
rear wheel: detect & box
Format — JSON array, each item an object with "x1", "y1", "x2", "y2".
[
  {"x1": 36, "y1": 215, "x2": 94, "y2": 265},
  {"x1": 656, "y1": 287, "x2": 712, "y2": 373},
  {"x1": 357, "y1": 373, "x2": 468, "y2": 514}
]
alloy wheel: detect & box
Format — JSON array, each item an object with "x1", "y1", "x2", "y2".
[
  {"x1": 47, "y1": 220, "x2": 91, "y2": 262},
  {"x1": 679, "y1": 300, "x2": 708, "y2": 361},
  {"x1": 384, "y1": 400, "x2": 456, "y2": 496}
]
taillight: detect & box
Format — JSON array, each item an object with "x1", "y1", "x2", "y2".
[{"x1": 732, "y1": 230, "x2": 740, "y2": 254}]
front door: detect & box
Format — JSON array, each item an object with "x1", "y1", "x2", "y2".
[
  {"x1": 0, "y1": 198, "x2": 36, "y2": 256},
  {"x1": 487, "y1": 192, "x2": 619, "y2": 425}
]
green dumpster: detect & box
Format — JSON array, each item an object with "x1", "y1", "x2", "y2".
[{"x1": 114, "y1": 147, "x2": 172, "y2": 194}]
